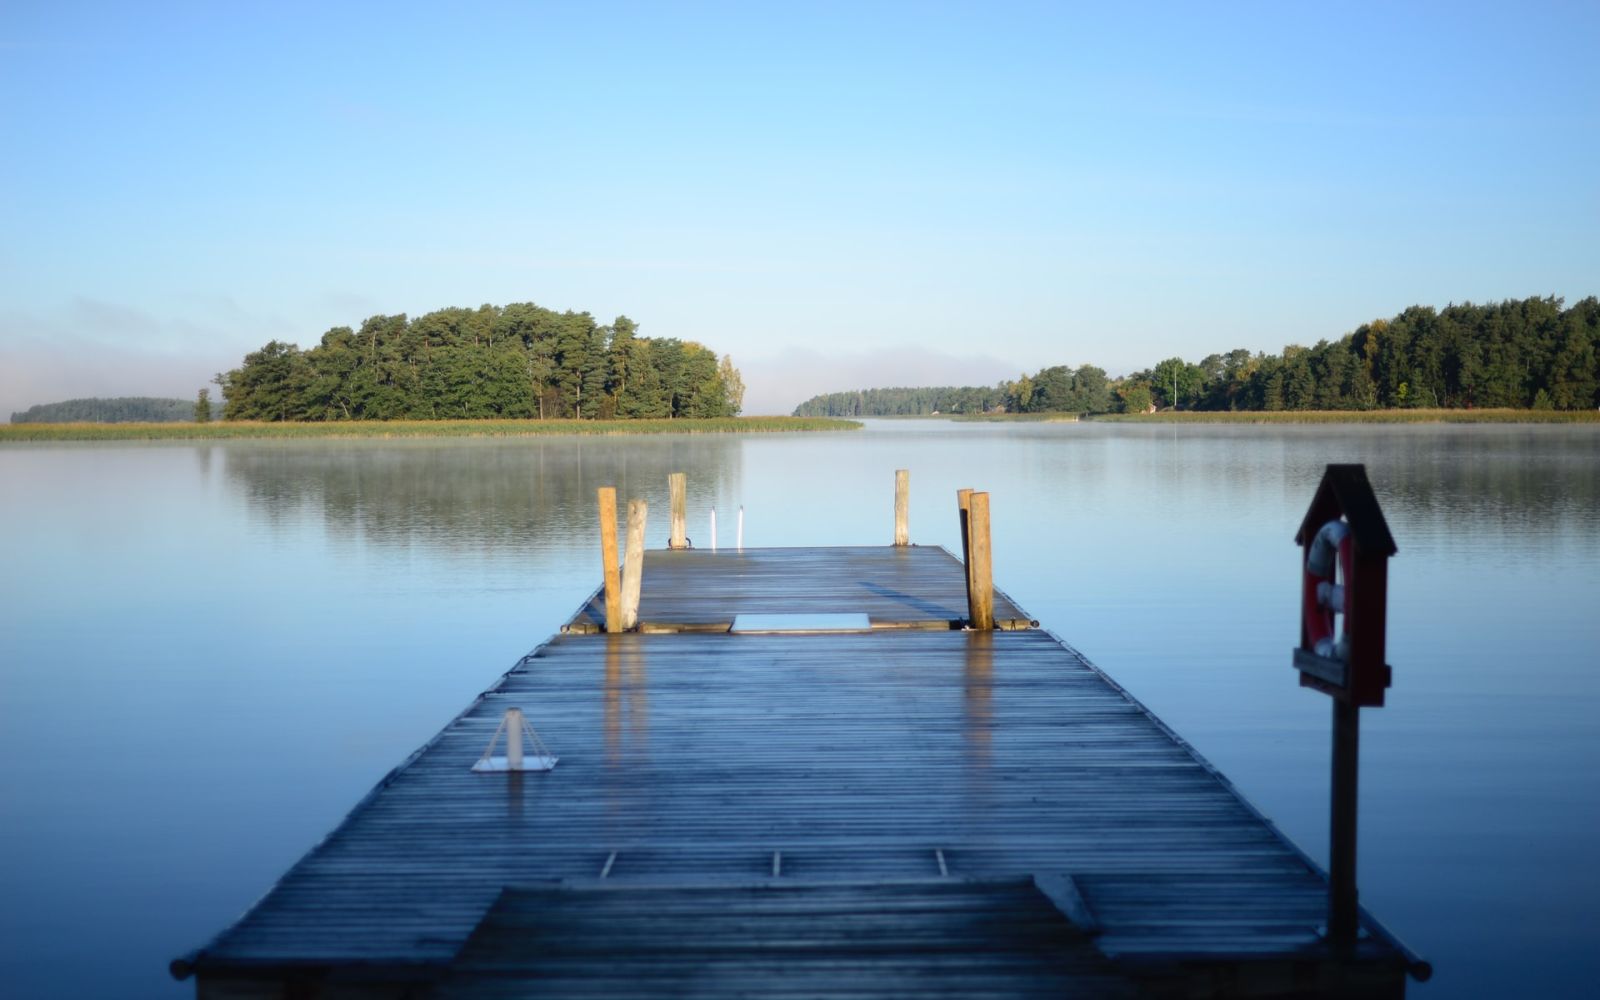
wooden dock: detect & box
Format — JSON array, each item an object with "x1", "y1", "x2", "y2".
[{"x1": 175, "y1": 544, "x2": 1427, "y2": 998}]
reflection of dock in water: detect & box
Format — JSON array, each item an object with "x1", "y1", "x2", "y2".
[{"x1": 175, "y1": 521, "x2": 1428, "y2": 995}]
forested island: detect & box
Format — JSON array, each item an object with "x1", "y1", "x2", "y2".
[
  {"x1": 218, "y1": 303, "x2": 744, "y2": 421},
  {"x1": 10, "y1": 396, "x2": 220, "y2": 424},
  {"x1": 795, "y1": 296, "x2": 1600, "y2": 416}
]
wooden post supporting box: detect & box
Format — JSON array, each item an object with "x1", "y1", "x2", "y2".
[{"x1": 1291, "y1": 463, "x2": 1397, "y2": 953}]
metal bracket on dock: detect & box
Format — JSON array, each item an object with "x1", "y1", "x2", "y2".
[{"x1": 472, "y1": 708, "x2": 558, "y2": 772}]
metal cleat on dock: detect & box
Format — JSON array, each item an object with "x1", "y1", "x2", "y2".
[{"x1": 472, "y1": 707, "x2": 557, "y2": 772}]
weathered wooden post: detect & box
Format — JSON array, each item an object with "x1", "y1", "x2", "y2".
[
  {"x1": 968, "y1": 491, "x2": 994, "y2": 630},
  {"x1": 894, "y1": 469, "x2": 910, "y2": 546},
  {"x1": 1292, "y1": 464, "x2": 1396, "y2": 954},
  {"x1": 620, "y1": 499, "x2": 648, "y2": 630},
  {"x1": 597, "y1": 487, "x2": 622, "y2": 632},
  {"x1": 668, "y1": 473, "x2": 688, "y2": 549},
  {"x1": 956, "y1": 488, "x2": 975, "y2": 623}
]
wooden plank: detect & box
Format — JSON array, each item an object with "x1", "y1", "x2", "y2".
[
  {"x1": 1293, "y1": 647, "x2": 1347, "y2": 687},
  {"x1": 440, "y1": 880, "x2": 1139, "y2": 999},
  {"x1": 568, "y1": 546, "x2": 1031, "y2": 631},
  {"x1": 1033, "y1": 873, "x2": 1100, "y2": 934},
  {"x1": 730, "y1": 613, "x2": 872, "y2": 634}
]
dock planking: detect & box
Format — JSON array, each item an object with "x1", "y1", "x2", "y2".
[
  {"x1": 439, "y1": 879, "x2": 1141, "y2": 998},
  {"x1": 177, "y1": 545, "x2": 1423, "y2": 997},
  {"x1": 564, "y1": 546, "x2": 1036, "y2": 633}
]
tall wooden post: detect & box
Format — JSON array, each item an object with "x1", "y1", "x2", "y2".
[
  {"x1": 598, "y1": 487, "x2": 621, "y2": 632},
  {"x1": 620, "y1": 499, "x2": 648, "y2": 630},
  {"x1": 968, "y1": 491, "x2": 994, "y2": 630},
  {"x1": 894, "y1": 469, "x2": 910, "y2": 546},
  {"x1": 668, "y1": 473, "x2": 687, "y2": 549},
  {"x1": 957, "y1": 489, "x2": 975, "y2": 624},
  {"x1": 1329, "y1": 698, "x2": 1360, "y2": 951}
]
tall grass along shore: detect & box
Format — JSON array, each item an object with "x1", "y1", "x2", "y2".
[
  {"x1": 1090, "y1": 408, "x2": 1599, "y2": 424},
  {"x1": 0, "y1": 416, "x2": 861, "y2": 442}
]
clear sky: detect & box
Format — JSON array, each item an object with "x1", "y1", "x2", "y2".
[{"x1": 3, "y1": 1, "x2": 1596, "y2": 416}]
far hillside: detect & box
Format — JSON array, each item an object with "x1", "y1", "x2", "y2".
[
  {"x1": 10, "y1": 396, "x2": 220, "y2": 424},
  {"x1": 792, "y1": 385, "x2": 1006, "y2": 417}
]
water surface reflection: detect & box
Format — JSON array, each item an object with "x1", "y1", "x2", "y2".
[{"x1": 1, "y1": 423, "x2": 1596, "y2": 998}]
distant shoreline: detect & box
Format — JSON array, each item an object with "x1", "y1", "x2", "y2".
[
  {"x1": 0, "y1": 416, "x2": 861, "y2": 442},
  {"x1": 1086, "y1": 408, "x2": 1600, "y2": 424},
  {"x1": 918, "y1": 408, "x2": 1598, "y2": 425}
]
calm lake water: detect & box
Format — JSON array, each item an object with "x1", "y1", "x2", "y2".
[{"x1": 2, "y1": 421, "x2": 1597, "y2": 997}]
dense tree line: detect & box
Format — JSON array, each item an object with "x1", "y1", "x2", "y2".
[
  {"x1": 218, "y1": 303, "x2": 744, "y2": 421},
  {"x1": 1124, "y1": 296, "x2": 1598, "y2": 412},
  {"x1": 10, "y1": 396, "x2": 219, "y2": 423},
  {"x1": 1002, "y1": 365, "x2": 1112, "y2": 414},
  {"x1": 792, "y1": 385, "x2": 1007, "y2": 417},
  {"x1": 795, "y1": 297, "x2": 1600, "y2": 416}
]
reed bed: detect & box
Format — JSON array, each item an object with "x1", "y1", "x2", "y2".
[
  {"x1": 0, "y1": 416, "x2": 862, "y2": 442},
  {"x1": 1090, "y1": 408, "x2": 1600, "y2": 424}
]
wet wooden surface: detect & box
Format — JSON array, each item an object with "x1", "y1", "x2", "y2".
[
  {"x1": 440, "y1": 879, "x2": 1139, "y2": 998},
  {"x1": 566, "y1": 546, "x2": 1033, "y2": 632},
  {"x1": 184, "y1": 546, "x2": 1412, "y2": 991}
]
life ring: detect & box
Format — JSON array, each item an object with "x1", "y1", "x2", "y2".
[{"x1": 1303, "y1": 518, "x2": 1353, "y2": 660}]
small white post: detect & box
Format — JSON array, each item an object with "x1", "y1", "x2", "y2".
[
  {"x1": 710, "y1": 507, "x2": 717, "y2": 552},
  {"x1": 737, "y1": 506, "x2": 744, "y2": 551},
  {"x1": 472, "y1": 707, "x2": 557, "y2": 772},
  {"x1": 506, "y1": 708, "x2": 524, "y2": 770}
]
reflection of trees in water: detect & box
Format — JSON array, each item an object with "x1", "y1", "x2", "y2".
[
  {"x1": 222, "y1": 438, "x2": 743, "y2": 555},
  {"x1": 1303, "y1": 428, "x2": 1600, "y2": 553},
  {"x1": 216, "y1": 428, "x2": 1596, "y2": 560},
  {"x1": 1111, "y1": 426, "x2": 1600, "y2": 553}
]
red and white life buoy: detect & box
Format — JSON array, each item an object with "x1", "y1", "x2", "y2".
[{"x1": 1303, "y1": 518, "x2": 1353, "y2": 660}]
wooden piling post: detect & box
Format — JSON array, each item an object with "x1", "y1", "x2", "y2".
[
  {"x1": 668, "y1": 473, "x2": 687, "y2": 549},
  {"x1": 957, "y1": 488, "x2": 975, "y2": 624},
  {"x1": 620, "y1": 499, "x2": 648, "y2": 630},
  {"x1": 968, "y1": 491, "x2": 994, "y2": 630},
  {"x1": 894, "y1": 469, "x2": 910, "y2": 546},
  {"x1": 598, "y1": 487, "x2": 622, "y2": 632}
]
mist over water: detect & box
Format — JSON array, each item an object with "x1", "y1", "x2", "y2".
[{"x1": 1, "y1": 422, "x2": 1596, "y2": 997}]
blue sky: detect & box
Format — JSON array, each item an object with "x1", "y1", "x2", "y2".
[{"x1": 3, "y1": 1, "x2": 1596, "y2": 415}]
